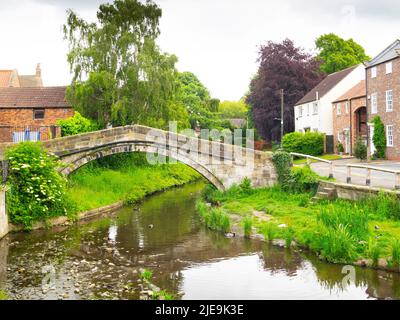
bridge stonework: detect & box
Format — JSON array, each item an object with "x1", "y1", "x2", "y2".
[{"x1": 0, "y1": 125, "x2": 277, "y2": 191}]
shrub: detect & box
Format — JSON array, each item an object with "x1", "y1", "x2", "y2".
[
  {"x1": 372, "y1": 116, "x2": 386, "y2": 159},
  {"x1": 285, "y1": 166, "x2": 319, "y2": 193},
  {"x1": 5, "y1": 142, "x2": 75, "y2": 229},
  {"x1": 57, "y1": 112, "x2": 98, "y2": 137},
  {"x1": 272, "y1": 150, "x2": 292, "y2": 185},
  {"x1": 282, "y1": 132, "x2": 303, "y2": 154},
  {"x1": 354, "y1": 138, "x2": 367, "y2": 161},
  {"x1": 336, "y1": 142, "x2": 344, "y2": 153},
  {"x1": 282, "y1": 132, "x2": 324, "y2": 156}
]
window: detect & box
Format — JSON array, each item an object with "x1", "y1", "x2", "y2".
[
  {"x1": 313, "y1": 102, "x2": 318, "y2": 115},
  {"x1": 345, "y1": 101, "x2": 350, "y2": 114},
  {"x1": 387, "y1": 125, "x2": 394, "y2": 147},
  {"x1": 386, "y1": 62, "x2": 393, "y2": 74},
  {"x1": 337, "y1": 103, "x2": 342, "y2": 115},
  {"x1": 299, "y1": 106, "x2": 303, "y2": 117},
  {"x1": 307, "y1": 104, "x2": 310, "y2": 116},
  {"x1": 371, "y1": 93, "x2": 378, "y2": 114},
  {"x1": 33, "y1": 109, "x2": 45, "y2": 120},
  {"x1": 371, "y1": 67, "x2": 377, "y2": 78},
  {"x1": 386, "y1": 90, "x2": 393, "y2": 112}
]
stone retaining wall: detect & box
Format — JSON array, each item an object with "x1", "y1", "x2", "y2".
[
  {"x1": 319, "y1": 180, "x2": 400, "y2": 201},
  {"x1": 8, "y1": 202, "x2": 124, "y2": 233}
]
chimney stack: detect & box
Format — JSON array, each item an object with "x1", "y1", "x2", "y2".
[{"x1": 36, "y1": 63, "x2": 41, "y2": 78}]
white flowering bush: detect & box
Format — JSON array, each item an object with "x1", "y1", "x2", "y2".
[{"x1": 5, "y1": 142, "x2": 75, "y2": 229}]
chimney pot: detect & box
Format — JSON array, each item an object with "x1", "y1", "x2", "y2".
[{"x1": 36, "y1": 63, "x2": 41, "y2": 77}]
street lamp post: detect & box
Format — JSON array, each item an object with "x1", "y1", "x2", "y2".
[{"x1": 274, "y1": 89, "x2": 285, "y2": 147}]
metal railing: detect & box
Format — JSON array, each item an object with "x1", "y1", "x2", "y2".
[
  {"x1": 290, "y1": 152, "x2": 334, "y2": 179},
  {"x1": 346, "y1": 164, "x2": 400, "y2": 190}
]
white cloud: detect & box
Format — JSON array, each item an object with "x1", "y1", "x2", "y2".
[{"x1": 0, "y1": 0, "x2": 399, "y2": 100}]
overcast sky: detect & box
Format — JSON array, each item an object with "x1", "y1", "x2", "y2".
[{"x1": 0, "y1": 0, "x2": 399, "y2": 100}]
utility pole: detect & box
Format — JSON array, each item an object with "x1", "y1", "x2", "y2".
[{"x1": 280, "y1": 89, "x2": 284, "y2": 147}]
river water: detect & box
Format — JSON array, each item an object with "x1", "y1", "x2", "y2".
[{"x1": 0, "y1": 181, "x2": 400, "y2": 300}]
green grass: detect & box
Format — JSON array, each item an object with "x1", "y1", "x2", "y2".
[
  {"x1": 140, "y1": 269, "x2": 153, "y2": 282},
  {"x1": 293, "y1": 154, "x2": 342, "y2": 165},
  {"x1": 199, "y1": 183, "x2": 400, "y2": 266},
  {"x1": 242, "y1": 216, "x2": 253, "y2": 238},
  {"x1": 0, "y1": 290, "x2": 8, "y2": 300},
  {"x1": 196, "y1": 201, "x2": 231, "y2": 233},
  {"x1": 67, "y1": 153, "x2": 200, "y2": 213}
]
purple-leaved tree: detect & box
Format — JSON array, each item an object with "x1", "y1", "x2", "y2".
[{"x1": 246, "y1": 39, "x2": 325, "y2": 144}]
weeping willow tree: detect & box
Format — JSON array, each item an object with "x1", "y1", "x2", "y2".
[{"x1": 63, "y1": 0, "x2": 189, "y2": 129}]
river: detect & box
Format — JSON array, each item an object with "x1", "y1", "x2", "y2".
[{"x1": 0, "y1": 181, "x2": 400, "y2": 300}]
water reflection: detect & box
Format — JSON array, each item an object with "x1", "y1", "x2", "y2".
[{"x1": 0, "y1": 181, "x2": 399, "y2": 300}]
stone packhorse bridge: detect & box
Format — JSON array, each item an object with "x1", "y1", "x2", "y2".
[{"x1": 0, "y1": 125, "x2": 277, "y2": 191}]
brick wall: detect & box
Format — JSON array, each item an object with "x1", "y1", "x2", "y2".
[
  {"x1": 0, "y1": 107, "x2": 73, "y2": 142},
  {"x1": 367, "y1": 57, "x2": 400, "y2": 159}
]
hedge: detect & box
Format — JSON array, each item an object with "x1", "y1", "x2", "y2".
[{"x1": 282, "y1": 132, "x2": 324, "y2": 156}]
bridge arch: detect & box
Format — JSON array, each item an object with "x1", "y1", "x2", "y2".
[{"x1": 59, "y1": 141, "x2": 226, "y2": 190}]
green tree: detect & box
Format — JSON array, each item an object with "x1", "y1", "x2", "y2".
[
  {"x1": 57, "y1": 112, "x2": 98, "y2": 136},
  {"x1": 64, "y1": 0, "x2": 189, "y2": 129},
  {"x1": 372, "y1": 116, "x2": 386, "y2": 159},
  {"x1": 316, "y1": 33, "x2": 370, "y2": 74},
  {"x1": 218, "y1": 100, "x2": 249, "y2": 119},
  {"x1": 176, "y1": 71, "x2": 231, "y2": 130}
]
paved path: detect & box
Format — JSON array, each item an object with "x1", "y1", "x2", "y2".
[{"x1": 310, "y1": 158, "x2": 400, "y2": 190}]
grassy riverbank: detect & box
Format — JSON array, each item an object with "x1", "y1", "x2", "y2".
[
  {"x1": 67, "y1": 153, "x2": 201, "y2": 213},
  {"x1": 0, "y1": 290, "x2": 8, "y2": 300},
  {"x1": 198, "y1": 182, "x2": 400, "y2": 269}
]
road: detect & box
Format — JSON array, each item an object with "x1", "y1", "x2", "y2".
[{"x1": 310, "y1": 158, "x2": 400, "y2": 190}]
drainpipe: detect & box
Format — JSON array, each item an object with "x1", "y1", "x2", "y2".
[
  {"x1": 365, "y1": 66, "x2": 370, "y2": 160},
  {"x1": 349, "y1": 99, "x2": 353, "y2": 156}
]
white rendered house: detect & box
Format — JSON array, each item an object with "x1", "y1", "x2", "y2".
[{"x1": 294, "y1": 64, "x2": 365, "y2": 135}]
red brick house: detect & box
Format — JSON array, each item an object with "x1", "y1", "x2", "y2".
[
  {"x1": 332, "y1": 80, "x2": 367, "y2": 155},
  {"x1": 0, "y1": 64, "x2": 43, "y2": 88},
  {"x1": 0, "y1": 86, "x2": 74, "y2": 142},
  {"x1": 365, "y1": 40, "x2": 400, "y2": 159}
]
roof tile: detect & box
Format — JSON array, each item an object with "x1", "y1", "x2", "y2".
[
  {"x1": 0, "y1": 87, "x2": 70, "y2": 108},
  {"x1": 295, "y1": 65, "x2": 360, "y2": 106},
  {"x1": 333, "y1": 80, "x2": 366, "y2": 103}
]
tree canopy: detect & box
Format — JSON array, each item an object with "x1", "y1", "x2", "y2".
[
  {"x1": 175, "y1": 71, "x2": 232, "y2": 131},
  {"x1": 64, "y1": 0, "x2": 189, "y2": 129},
  {"x1": 246, "y1": 39, "x2": 325, "y2": 144},
  {"x1": 316, "y1": 33, "x2": 370, "y2": 74},
  {"x1": 218, "y1": 100, "x2": 249, "y2": 119}
]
